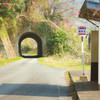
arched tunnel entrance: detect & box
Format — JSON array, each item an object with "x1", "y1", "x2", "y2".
[{"x1": 18, "y1": 33, "x2": 42, "y2": 58}]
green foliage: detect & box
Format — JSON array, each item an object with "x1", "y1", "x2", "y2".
[
  {"x1": 47, "y1": 30, "x2": 68, "y2": 55},
  {"x1": 38, "y1": 22, "x2": 51, "y2": 36},
  {"x1": 0, "y1": 57, "x2": 23, "y2": 67},
  {"x1": 38, "y1": 22, "x2": 68, "y2": 55},
  {"x1": 38, "y1": 20, "x2": 70, "y2": 55},
  {"x1": 0, "y1": 17, "x2": 8, "y2": 37},
  {"x1": 35, "y1": 0, "x2": 47, "y2": 4},
  {"x1": 0, "y1": 17, "x2": 3, "y2": 27},
  {"x1": 49, "y1": 14, "x2": 63, "y2": 22},
  {"x1": 0, "y1": 17, "x2": 17, "y2": 38},
  {"x1": 21, "y1": 45, "x2": 33, "y2": 54},
  {"x1": 13, "y1": 0, "x2": 25, "y2": 13},
  {"x1": 0, "y1": 0, "x2": 25, "y2": 18},
  {"x1": 55, "y1": 0, "x2": 60, "y2": 2}
]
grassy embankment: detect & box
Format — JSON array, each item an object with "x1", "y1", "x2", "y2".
[
  {"x1": 0, "y1": 57, "x2": 23, "y2": 67},
  {"x1": 38, "y1": 56, "x2": 90, "y2": 70}
]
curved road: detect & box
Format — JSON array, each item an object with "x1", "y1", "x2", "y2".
[{"x1": 0, "y1": 59, "x2": 72, "y2": 100}]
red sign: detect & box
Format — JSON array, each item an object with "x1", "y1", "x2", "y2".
[{"x1": 78, "y1": 26, "x2": 86, "y2": 35}]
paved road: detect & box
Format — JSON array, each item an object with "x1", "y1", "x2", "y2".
[{"x1": 0, "y1": 58, "x2": 72, "y2": 100}]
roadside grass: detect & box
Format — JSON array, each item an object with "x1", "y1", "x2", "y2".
[
  {"x1": 38, "y1": 56, "x2": 90, "y2": 70},
  {"x1": 0, "y1": 57, "x2": 23, "y2": 67}
]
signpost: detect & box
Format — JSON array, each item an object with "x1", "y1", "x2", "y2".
[
  {"x1": 78, "y1": 26, "x2": 86, "y2": 76},
  {"x1": 79, "y1": 0, "x2": 100, "y2": 89}
]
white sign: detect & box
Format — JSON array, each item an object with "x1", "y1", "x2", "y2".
[{"x1": 78, "y1": 26, "x2": 86, "y2": 35}]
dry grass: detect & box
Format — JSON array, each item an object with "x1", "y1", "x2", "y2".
[{"x1": 38, "y1": 55, "x2": 91, "y2": 70}]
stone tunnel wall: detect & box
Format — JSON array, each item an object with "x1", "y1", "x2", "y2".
[
  {"x1": 10, "y1": 28, "x2": 46, "y2": 57},
  {"x1": 9, "y1": 21, "x2": 59, "y2": 57}
]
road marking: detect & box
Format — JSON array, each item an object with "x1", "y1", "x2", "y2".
[{"x1": 57, "y1": 84, "x2": 61, "y2": 100}]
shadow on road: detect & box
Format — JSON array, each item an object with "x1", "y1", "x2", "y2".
[
  {"x1": 0, "y1": 83, "x2": 72, "y2": 97},
  {"x1": 74, "y1": 81, "x2": 98, "y2": 92},
  {"x1": 21, "y1": 55, "x2": 40, "y2": 58}
]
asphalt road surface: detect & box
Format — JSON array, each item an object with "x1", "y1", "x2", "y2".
[{"x1": 0, "y1": 58, "x2": 72, "y2": 100}]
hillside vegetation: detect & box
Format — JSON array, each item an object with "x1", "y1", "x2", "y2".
[{"x1": 0, "y1": 0, "x2": 90, "y2": 68}]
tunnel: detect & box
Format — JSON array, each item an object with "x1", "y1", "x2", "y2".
[{"x1": 18, "y1": 32, "x2": 42, "y2": 58}]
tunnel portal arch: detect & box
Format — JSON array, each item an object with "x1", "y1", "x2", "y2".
[{"x1": 18, "y1": 32, "x2": 42, "y2": 58}]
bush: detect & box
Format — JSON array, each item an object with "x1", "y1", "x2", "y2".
[
  {"x1": 21, "y1": 45, "x2": 32, "y2": 54},
  {"x1": 47, "y1": 30, "x2": 68, "y2": 55}
]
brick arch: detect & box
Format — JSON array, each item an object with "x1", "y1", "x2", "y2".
[{"x1": 18, "y1": 32, "x2": 42, "y2": 58}]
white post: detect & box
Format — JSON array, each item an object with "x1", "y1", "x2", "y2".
[
  {"x1": 81, "y1": 36, "x2": 85, "y2": 75},
  {"x1": 98, "y1": 26, "x2": 100, "y2": 89}
]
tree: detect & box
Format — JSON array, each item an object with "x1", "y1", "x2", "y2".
[
  {"x1": 35, "y1": 0, "x2": 75, "y2": 24},
  {"x1": 0, "y1": 0, "x2": 25, "y2": 18},
  {"x1": 0, "y1": 17, "x2": 17, "y2": 58},
  {"x1": 0, "y1": 0, "x2": 25, "y2": 58}
]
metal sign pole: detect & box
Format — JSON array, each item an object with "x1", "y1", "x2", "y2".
[{"x1": 81, "y1": 36, "x2": 85, "y2": 75}]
